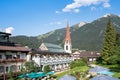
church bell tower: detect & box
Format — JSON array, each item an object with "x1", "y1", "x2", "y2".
[{"x1": 64, "y1": 21, "x2": 72, "y2": 53}]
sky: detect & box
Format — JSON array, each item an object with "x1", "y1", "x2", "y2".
[{"x1": 0, "y1": 0, "x2": 120, "y2": 36}]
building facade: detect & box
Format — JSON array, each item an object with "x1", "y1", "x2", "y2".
[
  {"x1": 72, "y1": 51, "x2": 100, "y2": 61},
  {"x1": 0, "y1": 32, "x2": 29, "y2": 80},
  {"x1": 29, "y1": 43, "x2": 73, "y2": 72}
]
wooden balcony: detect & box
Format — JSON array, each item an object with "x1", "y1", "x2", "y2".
[{"x1": 0, "y1": 58, "x2": 26, "y2": 63}]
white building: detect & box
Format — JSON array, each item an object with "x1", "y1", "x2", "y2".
[{"x1": 29, "y1": 43, "x2": 73, "y2": 72}]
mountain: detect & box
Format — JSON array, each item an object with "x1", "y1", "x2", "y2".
[
  {"x1": 11, "y1": 36, "x2": 40, "y2": 48},
  {"x1": 11, "y1": 14, "x2": 120, "y2": 50}
]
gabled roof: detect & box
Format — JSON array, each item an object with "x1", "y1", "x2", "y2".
[
  {"x1": 31, "y1": 49, "x2": 70, "y2": 55},
  {"x1": 0, "y1": 46, "x2": 30, "y2": 52},
  {"x1": 41, "y1": 43, "x2": 65, "y2": 53}
]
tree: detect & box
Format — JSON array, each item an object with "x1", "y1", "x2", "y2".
[
  {"x1": 8, "y1": 69, "x2": 14, "y2": 80},
  {"x1": 70, "y1": 59, "x2": 86, "y2": 69},
  {"x1": 70, "y1": 61, "x2": 76, "y2": 69},
  {"x1": 116, "y1": 33, "x2": 120, "y2": 46},
  {"x1": 43, "y1": 65, "x2": 51, "y2": 73},
  {"x1": 109, "y1": 46, "x2": 120, "y2": 65},
  {"x1": 24, "y1": 60, "x2": 40, "y2": 72},
  {"x1": 101, "y1": 19, "x2": 116, "y2": 64}
]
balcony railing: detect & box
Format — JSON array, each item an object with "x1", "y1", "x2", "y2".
[
  {"x1": 0, "y1": 58, "x2": 26, "y2": 63},
  {"x1": 40, "y1": 57, "x2": 73, "y2": 65}
]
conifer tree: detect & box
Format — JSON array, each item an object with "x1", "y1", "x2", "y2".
[{"x1": 101, "y1": 19, "x2": 116, "y2": 64}]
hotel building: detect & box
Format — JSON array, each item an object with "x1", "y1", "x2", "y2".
[{"x1": 0, "y1": 32, "x2": 29, "y2": 80}]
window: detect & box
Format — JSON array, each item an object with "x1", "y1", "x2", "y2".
[
  {"x1": 6, "y1": 55, "x2": 12, "y2": 59},
  {"x1": 18, "y1": 65, "x2": 21, "y2": 70},
  {"x1": 89, "y1": 58, "x2": 92, "y2": 61},
  {"x1": 0, "y1": 55, "x2": 2, "y2": 59},
  {"x1": 10, "y1": 65, "x2": 16, "y2": 71},
  {"x1": 66, "y1": 46, "x2": 68, "y2": 50},
  {"x1": 93, "y1": 58, "x2": 96, "y2": 61},
  {"x1": 0, "y1": 66, "x2": 4, "y2": 72},
  {"x1": 66, "y1": 40, "x2": 68, "y2": 43},
  {"x1": 17, "y1": 55, "x2": 20, "y2": 58},
  {"x1": 6, "y1": 66, "x2": 9, "y2": 72}
]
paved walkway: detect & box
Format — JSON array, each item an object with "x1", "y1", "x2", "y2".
[{"x1": 54, "y1": 69, "x2": 69, "y2": 75}]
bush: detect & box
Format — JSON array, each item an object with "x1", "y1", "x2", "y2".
[
  {"x1": 8, "y1": 70, "x2": 14, "y2": 80},
  {"x1": 24, "y1": 60, "x2": 40, "y2": 72},
  {"x1": 43, "y1": 65, "x2": 51, "y2": 73},
  {"x1": 70, "y1": 60, "x2": 86, "y2": 69}
]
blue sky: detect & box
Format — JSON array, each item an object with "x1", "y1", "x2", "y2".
[{"x1": 0, "y1": 0, "x2": 120, "y2": 36}]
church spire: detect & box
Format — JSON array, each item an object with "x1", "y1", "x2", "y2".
[
  {"x1": 65, "y1": 21, "x2": 71, "y2": 43},
  {"x1": 64, "y1": 21, "x2": 72, "y2": 53}
]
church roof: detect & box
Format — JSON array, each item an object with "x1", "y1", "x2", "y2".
[{"x1": 41, "y1": 43, "x2": 65, "y2": 53}]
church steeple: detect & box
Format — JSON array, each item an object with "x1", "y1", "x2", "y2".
[{"x1": 64, "y1": 21, "x2": 72, "y2": 53}]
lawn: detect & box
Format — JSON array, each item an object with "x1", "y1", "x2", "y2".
[
  {"x1": 55, "y1": 70, "x2": 70, "y2": 79},
  {"x1": 113, "y1": 72, "x2": 120, "y2": 78},
  {"x1": 55, "y1": 64, "x2": 120, "y2": 79},
  {"x1": 55, "y1": 66, "x2": 89, "y2": 79}
]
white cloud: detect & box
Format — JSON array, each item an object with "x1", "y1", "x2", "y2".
[
  {"x1": 5, "y1": 27, "x2": 14, "y2": 33},
  {"x1": 49, "y1": 21, "x2": 62, "y2": 25},
  {"x1": 62, "y1": 0, "x2": 110, "y2": 13},
  {"x1": 62, "y1": 2, "x2": 81, "y2": 12},
  {"x1": 103, "y1": 2, "x2": 110, "y2": 8}
]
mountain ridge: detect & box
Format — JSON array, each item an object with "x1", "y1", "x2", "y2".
[{"x1": 11, "y1": 14, "x2": 120, "y2": 50}]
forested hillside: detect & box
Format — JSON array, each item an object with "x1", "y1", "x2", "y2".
[{"x1": 11, "y1": 14, "x2": 120, "y2": 50}]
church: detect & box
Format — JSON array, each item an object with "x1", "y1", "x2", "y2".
[{"x1": 28, "y1": 22, "x2": 73, "y2": 72}]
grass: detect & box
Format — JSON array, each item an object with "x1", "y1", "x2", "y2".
[
  {"x1": 55, "y1": 64, "x2": 120, "y2": 79},
  {"x1": 71, "y1": 66, "x2": 89, "y2": 72},
  {"x1": 54, "y1": 66, "x2": 89, "y2": 79},
  {"x1": 55, "y1": 70, "x2": 70, "y2": 79},
  {"x1": 113, "y1": 72, "x2": 120, "y2": 78}
]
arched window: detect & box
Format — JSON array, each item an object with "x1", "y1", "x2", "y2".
[{"x1": 66, "y1": 40, "x2": 68, "y2": 43}]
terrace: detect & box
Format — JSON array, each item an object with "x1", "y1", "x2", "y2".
[{"x1": 40, "y1": 57, "x2": 73, "y2": 65}]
